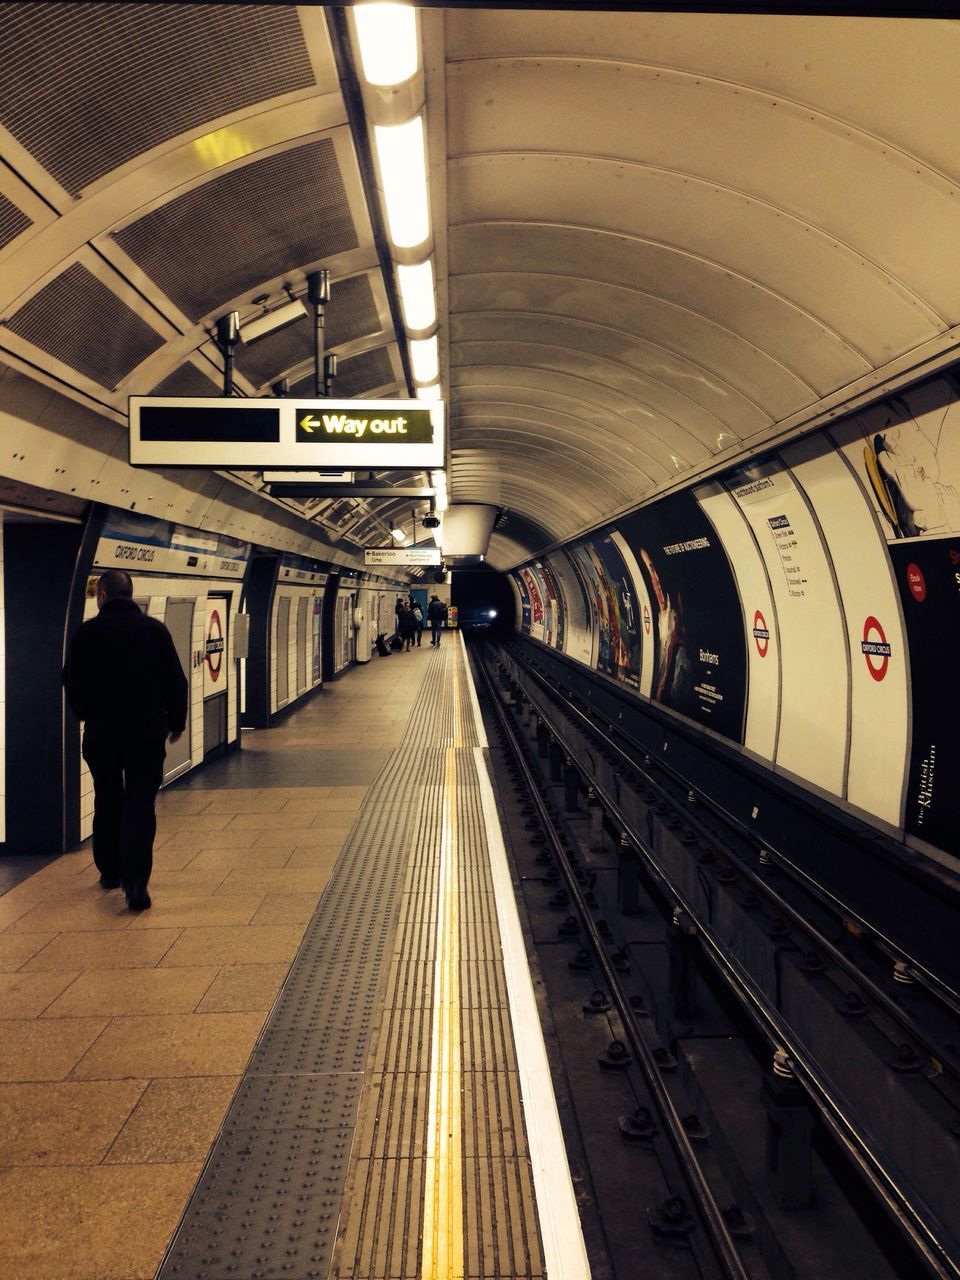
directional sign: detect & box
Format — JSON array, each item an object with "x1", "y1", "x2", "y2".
[
  {"x1": 129, "y1": 397, "x2": 444, "y2": 469},
  {"x1": 364, "y1": 547, "x2": 442, "y2": 567}
]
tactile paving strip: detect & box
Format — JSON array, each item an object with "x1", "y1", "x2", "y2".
[
  {"x1": 332, "y1": 665, "x2": 546, "y2": 1279},
  {"x1": 159, "y1": 645, "x2": 543, "y2": 1280},
  {"x1": 157, "y1": 661, "x2": 453, "y2": 1280}
]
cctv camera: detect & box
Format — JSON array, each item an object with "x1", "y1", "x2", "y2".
[{"x1": 422, "y1": 515, "x2": 440, "y2": 528}]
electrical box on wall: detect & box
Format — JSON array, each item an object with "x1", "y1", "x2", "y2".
[{"x1": 234, "y1": 613, "x2": 251, "y2": 661}]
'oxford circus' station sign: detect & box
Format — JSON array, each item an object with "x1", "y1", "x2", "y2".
[{"x1": 128, "y1": 397, "x2": 444, "y2": 469}]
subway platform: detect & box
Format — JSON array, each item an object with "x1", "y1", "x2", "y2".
[{"x1": 0, "y1": 636, "x2": 589, "y2": 1280}]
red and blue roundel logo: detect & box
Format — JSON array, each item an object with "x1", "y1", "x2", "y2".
[
  {"x1": 861, "y1": 616, "x2": 891, "y2": 682},
  {"x1": 752, "y1": 610, "x2": 769, "y2": 658},
  {"x1": 205, "y1": 608, "x2": 224, "y2": 682}
]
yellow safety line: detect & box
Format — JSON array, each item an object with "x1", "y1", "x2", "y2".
[{"x1": 421, "y1": 657, "x2": 465, "y2": 1278}]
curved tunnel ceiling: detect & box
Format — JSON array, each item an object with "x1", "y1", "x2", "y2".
[{"x1": 0, "y1": 6, "x2": 958, "y2": 571}]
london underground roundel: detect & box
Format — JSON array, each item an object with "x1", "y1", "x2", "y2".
[
  {"x1": 205, "y1": 608, "x2": 224, "y2": 682},
  {"x1": 861, "y1": 616, "x2": 891, "y2": 682},
  {"x1": 752, "y1": 610, "x2": 770, "y2": 658}
]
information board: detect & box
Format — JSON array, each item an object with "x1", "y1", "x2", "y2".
[
  {"x1": 129, "y1": 397, "x2": 444, "y2": 469},
  {"x1": 364, "y1": 547, "x2": 443, "y2": 567}
]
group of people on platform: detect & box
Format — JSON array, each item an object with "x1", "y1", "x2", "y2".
[{"x1": 394, "y1": 593, "x2": 447, "y2": 651}]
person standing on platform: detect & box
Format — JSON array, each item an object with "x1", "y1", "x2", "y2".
[
  {"x1": 427, "y1": 595, "x2": 447, "y2": 647},
  {"x1": 409, "y1": 595, "x2": 424, "y2": 646},
  {"x1": 398, "y1": 602, "x2": 416, "y2": 652},
  {"x1": 63, "y1": 568, "x2": 188, "y2": 911}
]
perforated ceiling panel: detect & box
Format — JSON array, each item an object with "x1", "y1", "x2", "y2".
[
  {"x1": 0, "y1": 192, "x2": 31, "y2": 250},
  {"x1": 235, "y1": 319, "x2": 313, "y2": 391},
  {"x1": 0, "y1": 3, "x2": 316, "y2": 196},
  {"x1": 150, "y1": 362, "x2": 219, "y2": 397},
  {"x1": 292, "y1": 346, "x2": 395, "y2": 400},
  {"x1": 115, "y1": 140, "x2": 357, "y2": 322},
  {"x1": 6, "y1": 262, "x2": 165, "y2": 389}
]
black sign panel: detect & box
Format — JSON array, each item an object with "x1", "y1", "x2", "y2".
[
  {"x1": 618, "y1": 492, "x2": 747, "y2": 742},
  {"x1": 889, "y1": 535, "x2": 960, "y2": 850},
  {"x1": 139, "y1": 406, "x2": 280, "y2": 443}
]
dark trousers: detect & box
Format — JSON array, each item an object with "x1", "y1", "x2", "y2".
[
  {"x1": 82, "y1": 736, "x2": 166, "y2": 887},
  {"x1": 431, "y1": 621, "x2": 442, "y2": 645}
]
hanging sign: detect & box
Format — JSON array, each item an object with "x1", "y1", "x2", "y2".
[
  {"x1": 129, "y1": 397, "x2": 444, "y2": 469},
  {"x1": 364, "y1": 547, "x2": 443, "y2": 567}
]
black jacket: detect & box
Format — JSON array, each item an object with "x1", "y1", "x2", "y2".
[{"x1": 63, "y1": 599, "x2": 188, "y2": 741}]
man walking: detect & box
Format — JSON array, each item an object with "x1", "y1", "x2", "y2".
[
  {"x1": 63, "y1": 569, "x2": 188, "y2": 911},
  {"x1": 427, "y1": 595, "x2": 447, "y2": 647}
]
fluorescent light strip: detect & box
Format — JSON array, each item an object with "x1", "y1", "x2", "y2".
[
  {"x1": 410, "y1": 334, "x2": 439, "y2": 384},
  {"x1": 354, "y1": 3, "x2": 418, "y2": 87},
  {"x1": 375, "y1": 116, "x2": 430, "y2": 250},
  {"x1": 397, "y1": 259, "x2": 436, "y2": 332}
]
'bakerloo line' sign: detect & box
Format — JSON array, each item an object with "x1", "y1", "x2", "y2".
[{"x1": 128, "y1": 397, "x2": 444, "y2": 469}]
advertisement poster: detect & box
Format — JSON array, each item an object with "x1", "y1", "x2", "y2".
[
  {"x1": 888, "y1": 537, "x2": 960, "y2": 851},
  {"x1": 535, "y1": 559, "x2": 564, "y2": 649},
  {"x1": 551, "y1": 551, "x2": 592, "y2": 664},
  {"x1": 567, "y1": 536, "x2": 642, "y2": 689},
  {"x1": 520, "y1": 567, "x2": 546, "y2": 642},
  {"x1": 617, "y1": 491, "x2": 747, "y2": 741},
  {"x1": 831, "y1": 374, "x2": 960, "y2": 853},
  {"x1": 515, "y1": 571, "x2": 532, "y2": 634}
]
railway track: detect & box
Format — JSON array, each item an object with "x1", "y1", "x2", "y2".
[{"x1": 471, "y1": 638, "x2": 960, "y2": 1280}]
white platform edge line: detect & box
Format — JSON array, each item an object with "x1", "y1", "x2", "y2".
[
  {"x1": 472, "y1": 749, "x2": 592, "y2": 1280},
  {"x1": 459, "y1": 630, "x2": 488, "y2": 748}
]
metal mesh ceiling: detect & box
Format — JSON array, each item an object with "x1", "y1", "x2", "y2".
[
  {"x1": 6, "y1": 262, "x2": 165, "y2": 389},
  {"x1": 0, "y1": 2, "x2": 316, "y2": 195},
  {"x1": 291, "y1": 346, "x2": 396, "y2": 400},
  {"x1": 0, "y1": 192, "x2": 31, "y2": 250},
  {"x1": 235, "y1": 275, "x2": 380, "y2": 390},
  {"x1": 114, "y1": 139, "x2": 357, "y2": 322},
  {"x1": 149, "y1": 361, "x2": 219, "y2": 397}
]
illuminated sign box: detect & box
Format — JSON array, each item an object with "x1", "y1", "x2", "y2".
[
  {"x1": 364, "y1": 546, "x2": 442, "y2": 567},
  {"x1": 129, "y1": 397, "x2": 444, "y2": 469}
]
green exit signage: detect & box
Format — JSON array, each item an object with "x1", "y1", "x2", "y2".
[{"x1": 129, "y1": 397, "x2": 444, "y2": 469}]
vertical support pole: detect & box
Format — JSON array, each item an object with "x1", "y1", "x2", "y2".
[
  {"x1": 216, "y1": 311, "x2": 240, "y2": 396},
  {"x1": 308, "y1": 269, "x2": 331, "y2": 397}
]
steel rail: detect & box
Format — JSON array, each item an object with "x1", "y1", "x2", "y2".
[
  {"x1": 475, "y1": 652, "x2": 753, "y2": 1280},
  {"x1": 494, "y1": 645, "x2": 960, "y2": 1280},
  {"x1": 508, "y1": 648, "x2": 960, "y2": 1074}
]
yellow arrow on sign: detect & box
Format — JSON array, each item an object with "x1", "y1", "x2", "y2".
[{"x1": 299, "y1": 415, "x2": 321, "y2": 433}]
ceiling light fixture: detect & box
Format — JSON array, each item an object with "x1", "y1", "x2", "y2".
[
  {"x1": 353, "y1": 2, "x2": 418, "y2": 86},
  {"x1": 397, "y1": 260, "x2": 436, "y2": 332},
  {"x1": 416, "y1": 383, "x2": 441, "y2": 402},
  {"x1": 409, "y1": 334, "x2": 439, "y2": 384},
  {"x1": 391, "y1": 527, "x2": 407, "y2": 542},
  {"x1": 374, "y1": 116, "x2": 429, "y2": 250}
]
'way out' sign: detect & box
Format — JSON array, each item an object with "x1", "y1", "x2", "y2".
[{"x1": 129, "y1": 397, "x2": 444, "y2": 469}]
